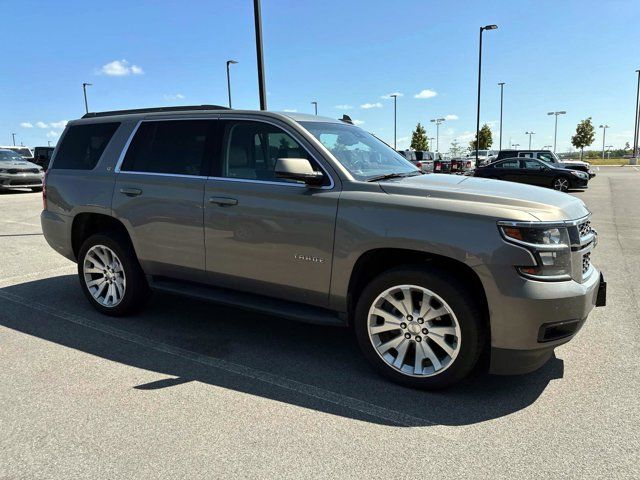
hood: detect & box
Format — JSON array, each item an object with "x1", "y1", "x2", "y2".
[
  {"x1": 377, "y1": 174, "x2": 589, "y2": 222},
  {"x1": 560, "y1": 159, "x2": 589, "y2": 166},
  {"x1": 0, "y1": 158, "x2": 40, "y2": 169}
]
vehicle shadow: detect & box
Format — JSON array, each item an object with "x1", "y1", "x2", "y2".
[{"x1": 0, "y1": 275, "x2": 564, "y2": 428}]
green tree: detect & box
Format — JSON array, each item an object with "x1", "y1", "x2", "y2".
[
  {"x1": 571, "y1": 117, "x2": 596, "y2": 160},
  {"x1": 449, "y1": 138, "x2": 464, "y2": 157},
  {"x1": 470, "y1": 124, "x2": 493, "y2": 150},
  {"x1": 410, "y1": 122, "x2": 429, "y2": 151},
  {"x1": 624, "y1": 141, "x2": 630, "y2": 151}
]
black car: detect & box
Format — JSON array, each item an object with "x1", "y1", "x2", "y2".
[
  {"x1": 495, "y1": 149, "x2": 594, "y2": 178},
  {"x1": 474, "y1": 157, "x2": 589, "y2": 191},
  {"x1": 33, "y1": 146, "x2": 55, "y2": 170}
]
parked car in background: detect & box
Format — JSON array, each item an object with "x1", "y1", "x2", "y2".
[
  {"x1": 496, "y1": 149, "x2": 595, "y2": 178},
  {"x1": 474, "y1": 157, "x2": 589, "y2": 191},
  {"x1": 451, "y1": 157, "x2": 474, "y2": 174},
  {"x1": 398, "y1": 150, "x2": 439, "y2": 173},
  {"x1": 0, "y1": 146, "x2": 34, "y2": 160},
  {"x1": 0, "y1": 149, "x2": 44, "y2": 191},
  {"x1": 41, "y1": 106, "x2": 605, "y2": 390},
  {"x1": 33, "y1": 146, "x2": 55, "y2": 170},
  {"x1": 470, "y1": 150, "x2": 498, "y2": 165}
]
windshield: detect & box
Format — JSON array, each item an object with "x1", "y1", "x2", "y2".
[
  {"x1": 7, "y1": 147, "x2": 33, "y2": 157},
  {"x1": 0, "y1": 150, "x2": 25, "y2": 162},
  {"x1": 301, "y1": 122, "x2": 418, "y2": 181}
]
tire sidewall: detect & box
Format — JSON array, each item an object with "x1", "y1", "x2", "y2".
[
  {"x1": 77, "y1": 232, "x2": 145, "y2": 316},
  {"x1": 354, "y1": 267, "x2": 483, "y2": 389}
]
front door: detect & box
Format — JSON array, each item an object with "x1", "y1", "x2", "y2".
[
  {"x1": 203, "y1": 119, "x2": 340, "y2": 307},
  {"x1": 112, "y1": 119, "x2": 217, "y2": 282}
]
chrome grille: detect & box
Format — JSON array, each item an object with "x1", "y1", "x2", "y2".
[
  {"x1": 582, "y1": 252, "x2": 591, "y2": 274},
  {"x1": 578, "y1": 220, "x2": 592, "y2": 237}
]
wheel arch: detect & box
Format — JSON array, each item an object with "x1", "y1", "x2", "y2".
[{"x1": 71, "y1": 212, "x2": 133, "y2": 260}]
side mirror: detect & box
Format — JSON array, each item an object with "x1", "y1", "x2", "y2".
[{"x1": 275, "y1": 158, "x2": 325, "y2": 186}]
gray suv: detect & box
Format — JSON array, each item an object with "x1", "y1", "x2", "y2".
[{"x1": 41, "y1": 106, "x2": 606, "y2": 389}]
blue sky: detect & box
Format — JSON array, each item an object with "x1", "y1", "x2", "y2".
[{"x1": 3, "y1": 0, "x2": 639, "y2": 153}]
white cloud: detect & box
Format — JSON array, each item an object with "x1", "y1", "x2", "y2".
[
  {"x1": 164, "y1": 93, "x2": 185, "y2": 101},
  {"x1": 283, "y1": 109, "x2": 297, "y2": 112},
  {"x1": 46, "y1": 131, "x2": 60, "y2": 138},
  {"x1": 49, "y1": 120, "x2": 68, "y2": 129},
  {"x1": 353, "y1": 119, "x2": 365, "y2": 125},
  {"x1": 98, "y1": 59, "x2": 144, "y2": 76},
  {"x1": 35, "y1": 121, "x2": 48, "y2": 129},
  {"x1": 381, "y1": 92, "x2": 404, "y2": 99},
  {"x1": 360, "y1": 102, "x2": 383, "y2": 109},
  {"x1": 20, "y1": 122, "x2": 33, "y2": 128},
  {"x1": 445, "y1": 114, "x2": 459, "y2": 121},
  {"x1": 457, "y1": 131, "x2": 476, "y2": 142},
  {"x1": 414, "y1": 89, "x2": 438, "y2": 99},
  {"x1": 334, "y1": 104, "x2": 354, "y2": 110}
]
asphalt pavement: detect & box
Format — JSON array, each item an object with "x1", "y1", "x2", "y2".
[{"x1": 1, "y1": 167, "x2": 638, "y2": 479}]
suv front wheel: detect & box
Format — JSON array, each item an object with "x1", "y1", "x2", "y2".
[
  {"x1": 78, "y1": 232, "x2": 149, "y2": 316},
  {"x1": 354, "y1": 266, "x2": 484, "y2": 389}
]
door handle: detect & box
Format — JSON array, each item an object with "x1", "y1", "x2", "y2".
[
  {"x1": 208, "y1": 196, "x2": 238, "y2": 207},
  {"x1": 120, "y1": 187, "x2": 142, "y2": 197}
]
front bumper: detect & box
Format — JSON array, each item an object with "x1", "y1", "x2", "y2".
[
  {"x1": 0, "y1": 172, "x2": 43, "y2": 189},
  {"x1": 488, "y1": 268, "x2": 605, "y2": 375}
]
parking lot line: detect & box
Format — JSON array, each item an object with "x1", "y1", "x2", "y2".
[{"x1": 0, "y1": 287, "x2": 459, "y2": 438}]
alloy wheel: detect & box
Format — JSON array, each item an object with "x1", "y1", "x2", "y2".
[
  {"x1": 83, "y1": 244, "x2": 126, "y2": 307},
  {"x1": 367, "y1": 285, "x2": 461, "y2": 377},
  {"x1": 553, "y1": 178, "x2": 569, "y2": 191}
]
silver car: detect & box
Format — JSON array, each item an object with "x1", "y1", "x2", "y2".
[{"x1": 0, "y1": 149, "x2": 44, "y2": 191}]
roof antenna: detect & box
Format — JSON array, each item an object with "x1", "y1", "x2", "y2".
[{"x1": 340, "y1": 114, "x2": 354, "y2": 125}]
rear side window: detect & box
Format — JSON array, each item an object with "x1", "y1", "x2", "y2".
[
  {"x1": 53, "y1": 123, "x2": 120, "y2": 170},
  {"x1": 121, "y1": 120, "x2": 214, "y2": 176}
]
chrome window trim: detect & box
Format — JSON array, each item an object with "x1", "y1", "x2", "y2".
[{"x1": 113, "y1": 115, "x2": 336, "y2": 189}]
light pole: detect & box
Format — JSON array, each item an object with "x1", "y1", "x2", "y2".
[
  {"x1": 498, "y1": 82, "x2": 505, "y2": 150},
  {"x1": 11, "y1": 133, "x2": 16, "y2": 146},
  {"x1": 82, "y1": 83, "x2": 92, "y2": 114},
  {"x1": 547, "y1": 111, "x2": 566, "y2": 153},
  {"x1": 543, "y1": 145, "x2": 552, "y2": 150},
  {"x1": 430, "y1": 118, "x2": 446, "y2": 152},
  {"x1": 428, "y1": 137, "x2": 435, "y2": 151},
  {"x1": 390, "y1": 94, "x2": 398, "y2": 149},
  {"x1": 226, "y1": 60, "x2": 238, "y2": 108},
  {"x1": 634, "y1": 69, "x2": 640, "y2": 162},
  {"x1": 606, "y1": 145, "x2": 614, "y2": 160},
  {"x1": 253, "y1": 0, "x2": 267, "y2": 110},
  {"x1": 475, "y1": 24, "x2": 498, "y2": 167},
  {"x1": 311, "y1": 101, "x2": 318, "y2": 115},
  {"x1": 512, "y1": 143, "x2": 520, "y2": 149},
  {"x1": 599, "y1": 124, "x2": 609, "y2": 159},
  {"x1": 525, "y1": 131, "x2": 535, "y2": 149},
  {"x1": 48, "y1": 141, "x2": 52, "y2": 147}
]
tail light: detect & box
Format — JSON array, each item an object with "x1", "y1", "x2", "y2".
[
  {"x1": 466, "y1": 161, "x2": 472, "y2": 168},
  {"x1": 416, "y1": 162, "x2": 422, "y2": 169},
  {"x1": 42, "y1": 170, "x2": 48, "y2": 210}
]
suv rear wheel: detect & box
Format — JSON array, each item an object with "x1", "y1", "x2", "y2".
[
  {"x1": 77, "y1": 232, "x2": 149, "y2": 316},
  {"x1": 354, "y1": 266, "x2": 484, "y2": 389}
]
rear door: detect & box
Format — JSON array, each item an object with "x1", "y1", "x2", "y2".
[
  {"x1": 112, "y1": 118, "x2": 216, "y2": 282},
  {"x1": 203, "y1": 118, "x2": 340, "y2": 307},
  {"x1": 521, "y1": 158, "x2": 548, "y2": 186},
  {"x1": 494, "y1": 159, "x2": 520, "y2": 181}
]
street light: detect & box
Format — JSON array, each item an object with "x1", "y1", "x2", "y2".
[
  {"x1": 605, "y1": 145, "x2": 614, "y2": 160},
  {"x1": 253, "y1": 0, "x2": 267, "y2": 110},
  {"x1": 48, "y1": 141, "x2": 52, "y2": 147},
  {"x1": 430, "y1": 118, "x2": 446, "y2": 152},
  {"x1": 498, "y1": 82, "x2": 505, "y2": 151},
  {"x1": 475, "y1": 24, "x2": 498, "y2": 167},
  {"x1": 547, "y1": 111, "x2": 566, "y2": 153},
  {"x1": 226, "y1": 60, "x2": 238, "y2": 108},
  {"x1": 311, "y1": 101, "x2": 318, "y2": 115},
  {"x1": 543, "y1": 145, "x2": 552, "y2": 150},
  {"x1": 82, "y1": 83, "x2": 92, "y2": 114},
  {"x1": 428, "y1": 137, "x2": 435, "y2": 151},
  {"x1": 525, "y1": 131, "x2": 535, "y2": 149},
  {"x1": 11, "y1": 133, "x2": 16, "y2": 146},
  {"x1": 390, "y1": 94, "x2": 398, "y2": 149},
  {"x1": 634, "y1": 69, "x2": 640, "y2": 162},
  {"x1": 512, "y1": 143, "x2": 520, "y2": 148},
  {"x1": 599, "y1": 124, "x2": 609, "y2": 159}
]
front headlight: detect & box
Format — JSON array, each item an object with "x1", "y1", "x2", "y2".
[
  {"x1": 570, "y1": 170, "x2": 587, "y2": 178},
  {"x1": 499, "y1": 223, "x2": 572, "y2": 280}
]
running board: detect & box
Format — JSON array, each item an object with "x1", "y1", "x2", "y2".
[{"x1": 149, "y1": 277, "x2": 345, "y2": 327}]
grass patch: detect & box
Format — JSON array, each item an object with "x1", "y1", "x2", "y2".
[{"x1": 584, "y1": 158, "x2": 630, "y2": 166}]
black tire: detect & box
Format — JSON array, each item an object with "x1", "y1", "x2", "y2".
[
  {"x1": 77, "y1": 231, "x2": 150, "y2": 316},
  {"x1": 552, "y1": 176, "x2": 569, "y2": 192},
  {"x1": 354, "y1": 266, "x2": 485, "y2": 390},
  {"x1": 31, "y1": 187, "x2": 43, "y2": 192}
]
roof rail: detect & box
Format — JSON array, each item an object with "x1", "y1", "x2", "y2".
[{"x1": 81, "y1": 105, "x2": 231, "y2": 119}]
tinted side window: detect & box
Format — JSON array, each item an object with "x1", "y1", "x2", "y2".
[
  {"x1": 497, "y1": 160, "x2": 520, "y2": 169},
  {"x1": 524, "y1": 159, "x2": 542, "y2": 169},
  {"x1": 53, "y1": 123, "x2": 119, "y2": 170},
  {"x1": 121, "y1": 120, "x2": 214, "y2": 176},
  {"x1": 222, "y1": 121, "x2": 320, "y2": 183}
]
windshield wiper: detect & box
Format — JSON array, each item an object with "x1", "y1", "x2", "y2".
[{"x1": 366, "y1": 171, "x2": 421, "y2": 182}]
